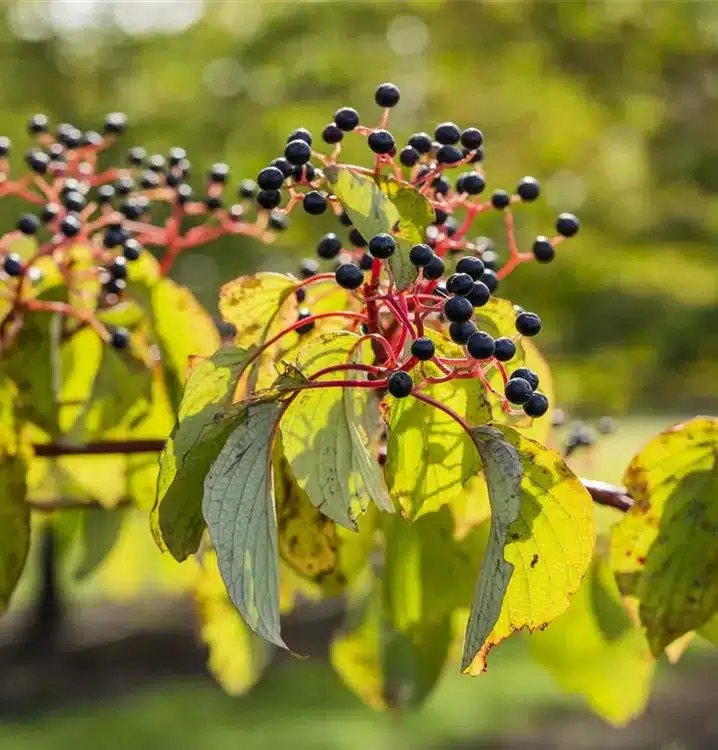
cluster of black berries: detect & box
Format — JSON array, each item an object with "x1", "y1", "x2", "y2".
[{"x1": 551, "y1": 414, "x2": 616, "y2": 456}]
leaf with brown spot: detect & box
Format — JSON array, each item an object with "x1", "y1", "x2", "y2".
[{"x1": 610, "y1": 416, "x2": 718, "y2": 656}]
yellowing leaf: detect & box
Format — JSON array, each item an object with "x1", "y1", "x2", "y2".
[
  {"x1": 195, "y1": 550, "x2": 270, "y2": 696},
  {"x1": 152, "y1": 347, "x2": 255, "y2": 561},
  {"x1": 274, "y1": 448, "x2": 376, "y2": 594},
  {"x1": 325, "y1": 166, "x2": 434, "y2": 289},
  {"x1": 0, "y1": 382, "x2": 31, "y2": 611},
  {"x1": 610, "y1": 416, "x2": 718, "y2": 656},
  {"x1": 474, "y1": 297, "x2": 553, "y2": 442},
  {"x1": 462, "y1": 425, "x2": 594, "y2": 673},
  {"x1": 384, "y1": 336, "x2": 492, "y2": 520},
  {"x1": 150, "y1": 278, "x2": 221, "y2": 411},
  {"x1": 280, "y1": 332, "x2": 391, "y2": 529},
  {"x1": 531, "y1": 557, "x2": 655, "y2": 726}
]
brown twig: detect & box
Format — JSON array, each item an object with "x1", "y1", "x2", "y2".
[{"x1": 28, "y1": 439, "x2": 635, "y2": 513}]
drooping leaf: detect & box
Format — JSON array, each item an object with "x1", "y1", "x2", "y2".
[
  {"x1": 73, "y1": 505, "x2": 128, "y2": 580},
  {"x1": 610, "y1": 416, "x2": 718, "y2": 656},
  {"x1": 274, "y1": 446, "x2": 376, "y2": 594},
  {"x1": 280, "y1": 331, "x2": 391, "y2": 529},
  {"x1": 0, "y1": 381, "x2": 31, "y2": 611},
  {"x1": 531, "y1": 556, "x2": 655, "y2": 726},
  {"x1": 325, "y1": 166, "x2": 434, "y2": 289},
  {"x1": 384, "y1": 334, "x2": 492, "y2": 520},
  {"x1": 462, "y1": 425, "x2": 595, "y2": 673},
  {"x1": 473, "y1": 298, "x2": 554, "y2": 442},
  {"x1": 194, "y1": 550, "x2": 271, "y2": 695},
  {"x1": 152, "y1": 347, "x2": 255, "y2": 561},
  {"x1": 149, "y1": 278, "x2": 221, "y2": 411},
  {"x1": 203, "y1": 398, "x2": 289, "y2": 648}
]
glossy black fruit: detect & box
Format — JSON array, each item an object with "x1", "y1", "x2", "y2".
[
  {"x1": 3, "y1": 253, "x2": 23, "y2": 276},
  {"x1": 449, "y1": 320, "x2": 477, "y2": 345},
  {"x1": 467, "y1": 280, "x2": 491, "y2": 307},
  {"x1": 444, "y1": 295, "x2": 474, "y2": 323},
  {"x1": 388, "y1": 370, "x2": 413, "y2": 398},
  {"x1": 524, "y1": 391, "x2": 549, "y2": 417},
  {"x1": 317, "y1": 233, "x2": 342, "y2": 259},
  {"x1": 510, "y1": 367, "x2": 539, "y2": 391},
  {"x1": 335, "y1": 262, "x2": 364, "y2": 290},
  {"x1": 493, "y1": 337, "x2": 517, "y2": 362},
  {"x1": 456, "y1": 256, "x2": 485, "y2": 280},
  {"x1": 409, "y1": 243, "x2": 434, "y2": 268},
  {"x1": 368, "y1": 233, "x2": 395, "y2": 259},
  {"x1": 515, "y1": 312, "x2": 542, "y2": 337},
  {"x1": 505, "y1": 377, "x2": 533, "y2": 405},
  {"x1": 446, "y1": 272, "x2": 474, "y2": 296},
  {"x1": 467, "y1": 331, "x2": 495, "y2": 360},
  {"x1": 375, "y1": 83, "x2": 400, "y2": 108},
  {"x1": 303, "y1": 191, "x2": 327, "y2": 215},
  {"x1": 411, "y1": 337, "x2": 435, "y2": 361}
]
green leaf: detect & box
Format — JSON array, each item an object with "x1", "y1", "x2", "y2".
[
  {"x1": 376, "y1": 175, "x2": 435, "y2": 290},
  {"x1": 73, "y1": 505, "x2": 128, "y2": 580},
  {"x1": 280, "y1": 331, "x2": 391, "y2": 529},
  {"x1": 325, "y1": 166, "x2": 434, "y2": 289},
  {"x1": 152, "y1": 347, "x2": 255, "y2": 561},
  {"x1": 473, "y1": 298, "x2": 554, "y2": 442},
  {"x1": 149, "y1": 278, "x2": 221, "y2": 411},
  {"x1": 531, "y1": 556, "x2": 655, "y2": 726},
  {"x1": 384, "y1": 334, "x2": 492, "y2": 520},
  {"x1": 194, "y1": 550, "x2": 271, "y2": 695},
  {"x1": 462, "y1": 425, "x2": 595, "y2": 673},
  {"x1": 698, "y1": 612, "x2": 718, "y2": 646},
  {"x1": 274, "y1": 445, "x2": 377, "y2": 594},
  {"x1": 203, "y1": 400, "x2": 287, "y2": 648},
  {"x1": 0, "y1": 381, "x2": 31, "y2": 612},
  {"x1": 610, "y1": 416, "x2": 718, "y2": 656}
]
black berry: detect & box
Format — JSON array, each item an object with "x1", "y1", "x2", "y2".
[
  {"x1": 532, "y1": 236, "x2": 555, "y2": 263},
  {"x1": 204, "y1": 195, "x2": 223, "y2": 211},
  {"x1": 334, "y1": 107, "x2": 359, "y2": 131},
  {"x1": 3, "y1": 254, "x2": 23, "y2": 276},
  {"x1": 287, "y1": 128, "x2": 312, "y2": 146},
  {"x1": 41, "y1": 203, "x2": 60, "y2": 223},
  {"x1": 147, "y1": 154, "x2": 165, "y2": 172},
  {"x1": 505, "y1": 378, "x2": 533, "y2": 405},
  {"x1": 62, "y1": 190, "x2": 86, "y2": 212},
  {"x1": 303, "y1": 191, "x2": 327, "y2": 215},
  {"x1": 388, "y1": 370, "x2": 413, "y2": 398},
  {"x1": 491, "y1": 190, "x2": 511, "y2": 210},
  {"x1": 317, "y1": 233, "x2": 342, "y2": 259},
  {"x1": 284, "y1": 139, "x2": 311, "y2": 166},
  {"x1": 238, "y1": 179, "x2": 257, "y2": 198},
  {"x1": 524, "y1": 391, "x2": 549, "y2": 418},
  {"x1": 168, "y1": 147, "x2": 187, "y2": 166},
  {"x1": 444, "y1": 295, "x2": 473, "y2": 323},
  {"x1": 456, "y1": 256, "x2": 485, "y2": 280},
  {"x1": 368, "y1": 129, "x2": 395, "y2": 155},
  {"x1": 115, "y1": 177, "x2": 135, "y2": 195},
  {"x1": 434, "y1": 122, "x2": 461, "y2": 145},
  {"x1": 467, "y1": 280, "x2": 491, "y2": 308},
  {"x1": 480, "y1": 269, "x2": 499, "y2": 293},
  {"x1": 368, "y1": 233, "x2": 395, "y2": 259},
  {"x1": 17, "y1": 214, "x2": 40, "y2": 235},
  {"x1": 493, "y1": 337, "x2": 517, "y2": 362},
  {"x1": 359, "y1": 253, "x2": 374, "y2": 271},
  {"x1": 456, "y1": 172, "x2": 485, "y2": 195},
  {"x1": 399, "y1": 146, "x2": 419, "y2": 167},
  {"x1": 299, "y1": 258, "x2": 319, "y2": 279},
  {"x1": 127, "y1": 146, "x2": 146, "y2": 166},
  {"x1": 209, "y1": 162, "x2": 230, "y2": 183},
  {"x1": 176, "y1": 184, "x2": 194, "y2": 205},
  {"x1": 517, "y1": 176, "x2": 540, "y2": 201},
  {"x1": 103, "y1": 226, "x2": 128, "y2": 248},
  {"x1": 26, "y1": 149, "x2": 49, "y2": 174},
  {"x1": 408, "y1": 132, "x2": 432, "y2": 154},
  {"x1": 449, "y1": 320, "x2": 477, "y2": 345},
  {"x1": 60, "y1": 213, "x2": 82, "y2": 237},
  {"x1": 411, "y1": 337, "x2": 435, "y2": 361},
  {"x1": 295, "y1": 308, "x2": 315, "y2": 335},
  {"x1": 123, "y1": 238, "x2": 142, "y2": 261},
  {"x1": 375, "y1": 83, "x2": 400, "y2": 108},
  {"x1": 0, "y1": 137, "x2": 11, "y2": 156},
  {"x1": 104, "y1": 277, "x2": 126, "y2": 295},
  {"x1": 322, "y1": 123, "x2": 343, "y2": 144},
  {"x1": 349, "y1": 228, "x2": 367, "y2": 248},
  {"x1": 432, "y1": 176, "x2": 450, "y2": 195},
  {"x1": 83, "y1": 130, "x2": 102, "y2": 147},
  {"x1": 424, "y1": 254, "x2": 445, "y2": 280},
  {"x1": 97, "y1": 185, "x2": 115, "y2": 203},
  {"x1": 104, "y1": 112, "x2": 127, "y2": 135},
  {"x1": 510, "y1": 367, "x2": 539, "y2": 391},
  {"x1": 460, "y1": 127, "x2": 483, "y2": 150},
  {"x1": 257, "y1": 189, "x2": 282, "y2": 210},
  {"x1": 139, "y1": 171, "x2": 158, "y2": 189},
  {"x1": 338, "y1": 211, "x2": 353, "y2": 227},
  {"x1": 446, "y1": 272, "x2": 474, "y2": 296},
  {"x1": 28, "y1": 114, "x2": 49, "y2": 134},
  {"x1": 556, "y1": 212, "x2": 580, "y2": 237},
  {"x1": 335, "y1": 263, "x2": 364, "y2": 290},
  {"x1": 120, "y1": 199, "x2": 145, "y2": 220},
  {"x1": 257, "y1": 166, "x2": 285, "y2": 191},
  {"x1": 110, "y1": 327, "x2": 130, "y2": 349},
  {"x1": 109, "y1": 256, "x2": 128, "y2": 280},
  {"x1": 268, "y1": 210, "x2": 289, "y2": 231},
  {"x1": 293, "y1": 163, "x2": 315, "y2": 183},
  {"x1": 436, "y1": 145, "x2": 463, "y2": 165},
  {"x1": 410, "y1": 243, "x2": 434, "y2": 267},
  {"x1": 515, "y1": 312, "x2": 542, "y2": 337},
  {"x1": 270, "y1": 158, "x2": 293, "y2": 179},
  {"x1": 467, "y1": 331, "x2": 495, "y2": 360}
]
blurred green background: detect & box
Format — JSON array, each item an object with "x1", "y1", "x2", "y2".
[
  {"x1": 1, "y1": 1, "x2": 718, "y2": 748},
  {"x1": 1, "y1": 0, "x2": 716, "y2": 417}
]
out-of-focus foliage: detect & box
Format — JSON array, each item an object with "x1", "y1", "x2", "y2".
[{"x1": 0, "y1": 0, "x2": 716, "y2": 414}]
